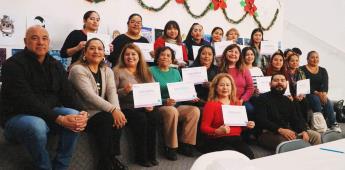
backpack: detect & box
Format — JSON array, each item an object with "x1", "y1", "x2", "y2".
[
  {"x1": 334, "y1": 100, "x2": 345, "y2": 123},
  {"x1": 310, "y1": 112, "x2": 328, "y2": 133}
]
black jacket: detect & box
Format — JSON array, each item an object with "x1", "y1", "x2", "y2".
[
  {"x1": 255, "y1": 92, "x2": 307, "y2": 133},
  {"x1": 0, "y1": 49, "x2": 81, "y2": 127}
]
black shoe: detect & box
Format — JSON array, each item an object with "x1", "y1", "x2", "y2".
[
  {"x1": 178, "y1": 143, "x2": 197, "y2": 157},
  {"x1": 136, "y1": 160, "x2": 153, "y2": 167},
  {"x1": 164, "y1": 147, "x2": 178, "y2": 161},
  {"x1": 150, "y1": 159, "x2": 159, "y2": 166},
  {"x1": 112, "y1": 157, "x2": 128, "y2": 170}
]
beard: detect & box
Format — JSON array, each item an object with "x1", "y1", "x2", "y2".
[{"x1": 270, "y1": 86, "x2": 286, "y2": 95}]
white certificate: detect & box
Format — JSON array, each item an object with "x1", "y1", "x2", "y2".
[
  {"x1": 284, "y1": 81, "x2": 291, "y2": 96},
  {"x1": 132, "y1": 82, "x2": 162, "y2": 108},
  {"x1": 256, "y1": 76, "x2": 272, "y2": 93},
  {"x1": 192, "y1": 46, "x2": 201, "y2": 60},
  {"x1": 165, "y1": 43, "x2": 183, "y2": 62},
  {"x1": 182, "y1": 66, "x2": 208, "y2": 84},
  {"x1": 214, "y1": 41, "x2": 233, "y2": 56},
  {"x1": 297, "y1": 79, "x2": 310, "y2": 95},
  {"x1": 221, "y1": 105, "x2": 248, "y2": 126},
  {"x1": 133, "y1": 42, "x2": 154, "y2": 62},
  {"x1": 249, "y1": 67, "x2": 264, "y2": 77},
  {"x1": 167, "y1": 82, "x2": 197, "y2": 102},
  {"x1": 260, "y1": 40, "x2": 278, "y2": 55},
  {"x1": 87, "y1": 33, "x2": 111, "y2": 55}
]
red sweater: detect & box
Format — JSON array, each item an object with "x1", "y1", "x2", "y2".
[
  {"x1": 154, "y1": 36, "x2": 188, "y2": 62},
  {"x1": 200, "y1": 101, "x2": 243, "y2": 138}
]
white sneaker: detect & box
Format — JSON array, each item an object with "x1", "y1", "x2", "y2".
[{"x1": 330, "y1": 123, "x2": 342, "y2": 133}]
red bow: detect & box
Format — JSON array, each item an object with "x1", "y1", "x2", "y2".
[
  {"x1": 212, "y1": 0, "x2": 227, "y2": 10},
  {"x1": 176, "y1": 0, "x2": 185, "y2": 4},
  {"x1": 244, "y1": 0, "x2": 257, "y2": 16}
]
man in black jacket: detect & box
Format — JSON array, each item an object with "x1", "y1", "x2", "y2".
[
  {"x1": 255, "y1": 73, "x2": 320, "y2": 150},
  {"x1": 0, "y1": 25, "x2": 88, "y2": 170}
]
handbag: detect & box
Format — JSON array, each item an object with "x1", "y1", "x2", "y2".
[{"x1": 334, "y1": 100, "x2": 345, "y2": 123}]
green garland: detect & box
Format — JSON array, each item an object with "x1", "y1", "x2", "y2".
[{"x1": 137, "y1": 0, "x2": 279, "y2": 31}]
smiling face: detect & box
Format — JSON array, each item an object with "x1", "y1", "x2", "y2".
[
  {"x1": 270, "y1": 74, "x2": 287, "y2": 91},
  {"x1": 157, "y1": 48, "x2": 173, "y2": 68},
  {"x1": 271, "y1": 54, "x2": 284, "y2": 70},
  {"x1": 288, "y1": 54, "x2": 299, "y2": 70},
  {"x1": 84, "y1": 39, "x2": 105, "y2": 65},
  {"x1": 212, "y1": 28, "x2": 223, "y2": 42},
  {"x1": 216, "y1": 77, "x2": 232, "y2": 99},
  {"x1": 253, "y1": 31, "x2": 263, "y2": 44},
  {"x1": 24, "y1": 26, "x2": 50, "y2": 58},
  {"x1": 199, "y1": 47, "x2": 214, "y2": 68},
  {"x1": 191, "y1": 24, "x2": 203, "y2": 42},
  {"x1": 127, "y1": 15, "x2": 142, "y2": 36},
  {"x1": 123, "y1": 47, "x2": 139, "y2": 68},
  {"x1": 166, "y1": 26, "x2": 179, "y2": 40},
  {"x1": 227, "y1": 30, "x2": 238, "y2": 41},
  {"x1": 225, "y1": 47, "x2": 240, "y2": 65},
  {"x1": 307, "y1": 52, "x2": 319, "y2": 67},
  {"x1": 83, "y1": 12, "x2": 100, "y2": 32},
  {"x1": 244, "y1": 49, "x2": 255, "y2": 65}
]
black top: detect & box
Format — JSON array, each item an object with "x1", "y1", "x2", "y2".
[
  {"x1": 255, "y1": 92, "x2": 307, "y2": 133},
  {"x1": 0, "y1": 49, "x2": 81, "y2": 127},
  {"x1": 300, "y1": 65, "x2": 328, "y2": 93},
  {"x1": 60, "y1": 30, "x2": 87, "y2": 64},
  {"x1": 109, "y1": 34, "x2": 149, "y2": 67},
  {"x1": 183, "y1": 38, "x2": 210, "y2": 61},
  {"x1": 90, "y1": 67, "x2": 102, "y2": 96}
]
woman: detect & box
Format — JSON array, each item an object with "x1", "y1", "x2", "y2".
[
  {"x1": 113, "y1": 44, "x2": 160, "y2": 167},
  {"x1": 154, "y1": 20, "x2": 188, "y2": 66},
  {"x1": 190, "y1": 45, "x2": 218, "y2": 104},
  {"x1": 225, "y1": 27, "x2": 240, "y2": 43},
  {"x1": 249, "y1": 28, "x2": 267, "y2": 69},
  {"x1": 61, "y1": 11, "x2": 107, "y2": 65},
  {"x1": 219, "y1": 44, "x2": 255, "y2": 120},
  {"x1": 300, "y1": 51, "x2": 341, "y2": 132},
  {"x1": 200, "y1": 73, "x2": 255, "y2": 159},
  {"x1": 286, "y1": 52, "x2": 310, "y2": 122},
  {"x1": 210, "y1": 27, "x2": 224, "y2": 45},
  {"x1": 109, "y1": 13, "x2": 149, "y2": 67},
  {"x1": 150, "y1": 47, "x2": 200, "y2": 161},
  {"x1": 264, "y1": 51, "x2": 286, "y2": 76},
  {"x1": 68, "y1": 38, "x2": 127, "y2": 170},
  {"x1": 242, "y1": 46, "x2": 263, "y2": 96},
  {"x1": 183, "y1": 23, "x2": 210, "y2": 65}
]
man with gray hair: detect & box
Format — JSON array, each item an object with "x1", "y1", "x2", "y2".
[{"x1": 0, "y1": 25, "x2": 88, "y2": 170}]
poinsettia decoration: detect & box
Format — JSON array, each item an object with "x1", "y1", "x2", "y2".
[
  {"x1": 243, "y1": 0, "x2": 257, "y2": 16},
  {"x1": 210, "y1": 0, "x2": 227, "y2": 11},
  {"x1": 176, "y1": 0, "x2": 185, "y2": 4}
]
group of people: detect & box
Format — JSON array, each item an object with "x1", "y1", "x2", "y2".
[{"x1": 0, "y1": 10, "x2": 341, "y2": 170}]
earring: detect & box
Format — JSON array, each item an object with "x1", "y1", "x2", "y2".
[{"x1": 83, "y1": 56, "x2": 86, "y2": 61}]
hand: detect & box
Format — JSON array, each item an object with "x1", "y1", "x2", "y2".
[
  {"x1": 301, "y1": 131, "x2": 310, "y2": 142},
  {"x1": 166, "y1": 98, "x2": 176, "y2": 106},
  {"x1": 109, "y1": 44, "x2": 114, "y2": 53},
  {"x1": 124, "y1": 83, "x2": 132, "y2": 94},
  {"x1": 239, "y1": 99, "x2": 243, "y2": 105},
  {"x1": 247, "y1": 121, "x2": 255, "y2": 129},
  {"x1": 215, "y1": 125, "x2": 231, "y2": 135},
  {"x1": 74, "y1": 111, "x2": 88, "y2": 131},
  {"x1": 77, "y1": 41, "x2": 86, "y2": 50},
  {"x1": 145, "y1": 106, "x2": 154, "y2": 112},
  {"x1": 287, "y1": 95, "x2": 293, "y2": 101},
  {"x1": 149, "y1": 51, "x2": 155, "y2": 58},
  {"x1": 112, "y1": 109, "x2": 127, "y2": 129},
  {"x1": 254, "y1": 88, "x2": 260, "y2": 95},
  {"x1": 278, "y1": 128, "x2": 296, "y2": 140},
  {"x1": 319, "y1": 93, "x2": 328, "y2": 105},
  {"x1": 56, "y1": 111, "x2": 88, "y2": 132},
  {"x1": 191, "y1": 98, "x2": 200, "y2": 103},
  {"x1": 295, "y1": 95, "x2": 305, "y2": 101}
]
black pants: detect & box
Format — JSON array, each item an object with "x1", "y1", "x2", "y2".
[
  {"x1": 123, "y1": 108, "x2": 160, "y2": 162},
  {"x1": 86, "y1": 111, "x2": 122, "y2": 167},
  {"x1": 203, "y1": 136, "x2": 255, "y2": 159}
]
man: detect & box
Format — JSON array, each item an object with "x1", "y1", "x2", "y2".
[
  {"x1": 0, "y1": 25, "x2": 88, "y2": 170},
  {"x1": 255, "y1": 73, "x2": 321, "y2": 150}
]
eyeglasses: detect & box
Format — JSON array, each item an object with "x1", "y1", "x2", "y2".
[{"x1": 129, "y1": 20, "x2": 142, "y2": 25}]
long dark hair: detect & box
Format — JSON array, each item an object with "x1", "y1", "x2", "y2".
[
  {"x1": 191, "y1": 44, "x2": 216, "y2": 67},
  {"x1": 219, "y1": 44, "x2": 244, "y2": 73},
  {"x1": 83, "y1": 10, "x2": 99, "y2": 28},
  {"x1": 210, "y1": 27, "x2": 223, "y2": 43},
  {"x1": 241, "y1": 46, "x2": 256, "y2": 66},
  {"x1": 265, "y1": 51, "x2": 286, "y2": 76},
  {"x1": 163, "y1": 20, "x2": 182, "y2": 44},
  {"x1": 185, "y1": 23, "x2": 202, "y2": 42},
  {"x1": 154, "y1": 46, "x2": 176, "y2": 65},
  {"x1": 249, "y1": 28, "x2": 264, "y2": 49},
  {"x1": 127, "y1": 13, "x2": 142, "y2": 25},
  {"x1": 73, "y1": 38, "x2": 105, "y2": 67}
]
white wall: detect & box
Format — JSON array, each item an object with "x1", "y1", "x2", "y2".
[
  {"x1": 0, "y1": 0, "x2": 283, "y2": 49},
  {"x1": 283, "y1": 0, "x2": 345, "y2": 100}
]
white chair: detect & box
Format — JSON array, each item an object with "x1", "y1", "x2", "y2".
[
  {"x1": 275, "y1": 139, "x2": 311, "y2": 154},
  {"x1": 190, "y1": 151, "x2": 250, "y2": 170}
]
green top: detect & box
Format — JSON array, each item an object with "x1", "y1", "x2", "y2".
[{"x1": 150, "y1": 66, "x2": 182, "y2": 100}]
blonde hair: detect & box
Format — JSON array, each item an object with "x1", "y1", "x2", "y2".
[
  {"x1": 226, "y1": 28, "x2": 240, "y2": 40},
  {"x1": 208, "y1": 73, "x2": 237, "y2": 102},
  {"x1": 114, "y1": 43, "x2": 153, "y2": 83}
]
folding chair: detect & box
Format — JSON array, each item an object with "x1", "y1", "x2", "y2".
[{"x1": 276, "y1": 139, "x2": 311, "y2": 154}]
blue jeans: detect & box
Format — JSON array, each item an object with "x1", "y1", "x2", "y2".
[
  {"x1": 4, "y1": 107, "x2": 80, "y2": 170},
  {"x1": 306, "y1": 94, "x2": 336, "y2": 125}
]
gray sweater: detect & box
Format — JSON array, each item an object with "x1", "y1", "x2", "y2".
[{"x1": 69, "y1": 64, "x2": 120, "y2": 117}]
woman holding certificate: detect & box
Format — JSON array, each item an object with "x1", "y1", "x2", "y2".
[
  {"x1": 68, "y1": 38, "x2": 127, "y2": 170},
  {"x1": 151, "y1": 47, "x2": 200, "y2": 161},
  {"x1": 300, "y1": 51, "x2": 341, "y2": 132},
  {"x1": 190, "y1": 45, "x2": 218, "y2": 104},
  {"x1": 154, "y1": 20, "x2": 188, "y2": 66},
  {"x1": 219, "y1": 44, "x2": 255, "y2": 121},
  {"x1": 249, "y1": 28, "x2": 268, "y2": 69},
  {"x1": 200, "y1": 73, "x2": 255, "y2": 159},
  {"x1": 113, "y1": 43, "x2": 160, "y2": 167}
]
